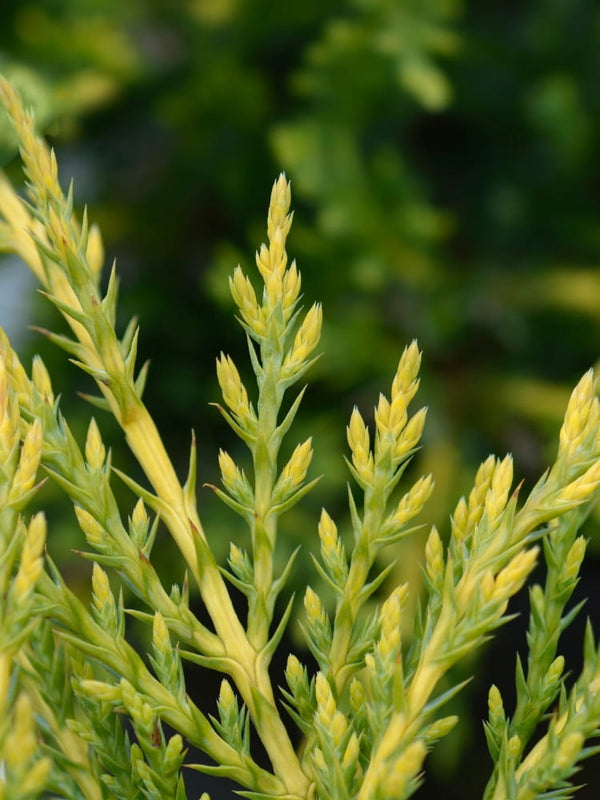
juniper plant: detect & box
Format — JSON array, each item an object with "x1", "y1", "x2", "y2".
[{"x1": 0, "y1": 77, "x2": 600, "y2": 800}]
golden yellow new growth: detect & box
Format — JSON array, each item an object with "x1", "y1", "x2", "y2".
[
  {"x1": 341, "y1": 731, "x2": 360, "y2": 772},
  {"x1": 85, "y1": 417, "x2": 106, "y2": 470},
  {"x1": 283, "y1": 303, "x2": 322, "y2": 368},
  {"x1": 0, "y1": 83, "x2": 103, "y2": 371},
  {"x1": 228, "y1": 542, "x2": 245, "y2": 572},
  {"x1": 13, "y1": 513, "x2": 46, "y2": 601},
  {"x1": 347, "y1": 407, "x2": 374, "y2": 482},
  {"x1": 492, "y1": 548, "x2": 538, "y2": 603},
  {"x1": 356, "y1": 712, "x2": 426, "y2": 800},
  {"x1": 480, "y1": 571, "x2": 496, "y2": 603},
  {"x1": 330, "y1": 709, "x2": 349, "y2": 746},
  {"x1": 452, "y1": 455, "x2": 497, "y2": 541},
  {"x1": 483, "y1": 455, "x2": 513, "y2": 524},
  {"x1": 229, "y1": 266, "x2": 266, "y2": 336},
  {"x1": 564, "y1": 537, "x2": 586, "y2": 579},
  {"x1": 91, "y1": 562, "x2": 113, "y2": 610},
  {"x1": 377, "y1": 586, "x2": 407, "y2": 658},
  {"x1": 393, "y1": 407, "x2": 427, "y2": 460},
  {"x1": 86, "y1": 223, "x2": 105, "y2": 279},
  {"x1": 391, "y1": 474, "x2": 434, "y2": 527},
  {"x1": 280, "y1": 438, "x2": 313, "y2": 489},
  {"x1": 318, "y1": 508, "x2": 338, "y2": 554},
  {"x1": 375, "y1": 393, "x2": 408, "y2": 441},
  {"x1": 379, "y1": 739, "x2": 427, "y2": 798},
  {"x1": 0, "y1": 79, "x2": 58, "y2": 196},
  {"x1": 131, "y1": 497, "x2": 148, "y2": 527},
  {"x1": 254, "y1": 175, "x2": 294, "y2": 311},
  {"x1": 74, "y1": 505, "x2": 106, "y2": 548},
  {"x1": 31, "y1": 355, "x2": 54, "y2": 405},
  {"x1": 559, "y1": 460, "x2": 600, "y2": 503},
  {"x1": 281, "y1": 260, "x2": 302, "y2": 315},
  {"x1": 304, "y1": 586, "x2": 326, "y2": 627},
  {"x1": 152, "y1": 611, "x2": 171, "y2": 655},
  {"x1": 267, "y1": 173, "x2": 293, "y2": 244},
  {"x1": 0, "y1": 173, "x2": 46, "y2": 280},
  {"x1": 3, "y1": 693, "x2": 38, "y2": 766},
  {"x1": 0, "y1": 352, "x2": 19, "y2": 457},
  {"x1": 391, "y1": 341, "x2": 422, "y2": 405},
  {"x1": 218, "y1": 448, "x2": 243, "y2": 489},
  {"x1": 285, "y1": 653, "x2": 304, "y2": 685},
  {"x1": 78, "y1": 679, "x2": 121, "y2": 703},
  {"x1": 9, "y1": 417, "x2": 43, "y2": 502},
  {"x1": 425, "y1": 715, "x2": 458, "y2": 741},
  {"x1": 545, "y1": 655, "x2": 565, "y2": 684},
  {"x1": 216, "y1": 353, "x2": 252, "y2": 420},
  {"x1": 488, "y1": 684, "x2": 504, "y2": 718},
  {"x1": 349, "y1": 675, "x2": 366, "y2": 713},
  {"x1": 424, "y1": 526, "x2": 444, "y2": 583},
  {"x1": 218, "y1": 678, "x2": 236, "y2": 712},
  {"x1": 559, "y1": 370, "x2": 599, "y2": 455},
  {"x1": 555, "y1": 732, "x2": 585, "y2": 770},
  {"x1": 314, "y1": 672, "x2": 337, "y2": 728}
]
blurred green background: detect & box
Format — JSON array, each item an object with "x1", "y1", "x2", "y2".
[{"x1": 1, "y1": 0, "x2": 600, "y2": 797}]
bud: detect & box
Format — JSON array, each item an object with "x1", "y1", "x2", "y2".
[
  {"x1": 218, "y1": 679, "x2": 237, "y2": 716},
  {"x1": 544, "y1": 655, "x2": 565, "y2": 686},
  {"x1": 315, "y1": 672, "x2": 336, "y2": 728},
  {"x1": 318, "y1": 508, "x2": 340, "y2": 561},
  {"x1": 391, "y1": 341, "x2": 421, "y2": 404},
  {"x1": 216, "y1": 353, "x2": 251, "y2": 420},
  {"x1": 218, "y1": 449, "x2": 241, "y2": 489},
  {"x1": 92, "y1": 562, "x2": 113, "y2": 613},
  {"x1": 267, "y1": 173, "x2": 292, "y2": 244},
  {"x1": 560, "y1": 460, "x2": 600, "y2": 503},
  {"x1": 484, "y1": 455, "x2": 513, "y2": 522},
  {"x1": 75, "y1": 505, "x2": 106, "y2": 549},
  {"x1": 451, "y1": 497, "x2": 469, "y2": 541},
  {"x1": 31, "y1": 355, "x2": 54, "y2": 404},
  {"x1": 559, "y1": 370, "x2": 596, "y2": 453},
  {"x1": 425, "y1": 526, "x2": 444, "y2": 584},
  {"x1": 562, "y1": 536, "x2": 586, "y2": 582},
  {"x1": 285, "y1": 653, "x2": 305, "y2": 691},
  {"x1": 152, "y1": 611, "x2": 171, "y2": 656},
  {"x1": 393, "y1": 407, "x2": 427, "y2": 460},
  {"x1": 132, "y1": 498, "x2": 148, "y2": 528},
  {"x1": 85, "y1": 417, "x2": 106, "y2": 470},
  {"x1": 424, "y1": 715, "x2": 458, "y2": 742},
  {"x1": 347, "y1": 407, "x2": 374, "y2": 483},
  {"x1": 488, "y1": 684, "x2": 504, "y2": 720},
  {"x1": 13, "y1": 513, "x2": 46, "y2": 601},
  {"x1": 304, "y1": 586, "x2": 326, "y2": 628},
  {"x1": 507, "y1": 734, "x2": 521, "y2": 759},
  {"x1": 375, "y1": 392, "x2": 408, "y2": 441},
  {"x1": 278, "y1": 438, "x2": 313, "y2": 494},
  {"x1": 390, "y1": 474, "x2": 434, "y2": 528},
  {"x1": 229, "y1": 266, "x2": 265, "y2": 337},
  {"x1": 349, "y1": 677, "x2": 365, "y2": 713},
  {"x1": 283, "y1": 303, "x2": 322, "y2": 369},
  {"x1": 9, "y1": 417, "x2": 43, "y2": 501},
  {"x1": 282, "y1": 260, "x2": 301, "y2": 316},
  {"x1": 86, "y1": 222, "x2": 105, "y2": 277}
]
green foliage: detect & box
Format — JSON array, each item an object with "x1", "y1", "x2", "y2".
[{"x1": 1, "y1": 78, "x2": 600, "y2": 800}]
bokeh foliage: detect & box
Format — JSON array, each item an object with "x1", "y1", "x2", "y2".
[{"x1": 1, "y1": 1, "x2": 600, "y2": 796}]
